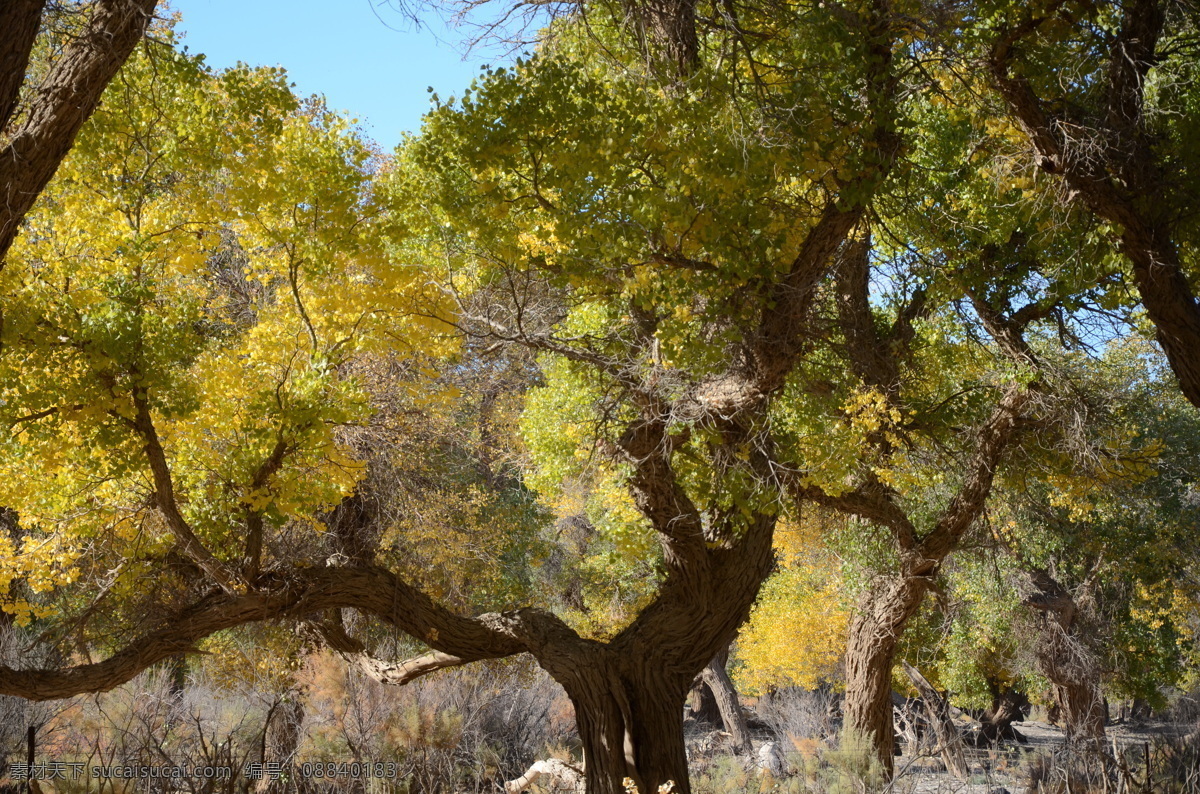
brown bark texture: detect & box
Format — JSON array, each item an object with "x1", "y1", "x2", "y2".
[
  {"x1": 1024, "y1": 568, "x2": 1106, "y2": 742},
  {"x1": 0, "y1": 0, "x2": 47, "y2": 132},
  {"x1": 902, "y1": 662, "x2": 968, "y2": 779},
  {"x1": 842, "y1": 579, "x2": 922, "y2": 778},
  {"x1": 687, "y1": 677, "x2": 722, "y2": 725},
  {"x1": 1, "y1": 0, "x2": 159, "y2": 264},
  {"x1": 698, "y1": 647, "x2": 754, "y2": 756}
]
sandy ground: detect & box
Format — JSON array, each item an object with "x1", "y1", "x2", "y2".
[{"x1": 888, "y1": 719, "x2": 1196, "y2": 794}]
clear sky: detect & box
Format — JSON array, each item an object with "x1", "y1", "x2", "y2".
[{"x1": 169, "y1": 0, "x2": 498, "y2": 149}]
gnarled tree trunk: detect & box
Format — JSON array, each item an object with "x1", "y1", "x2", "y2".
[
  {"x1": 570, "y1": 662, "x2": 690, "y2": 794},
  {"x1": 1025, "y1": 569, "x2": 1105, "y2": 743},
  {"x1": 980, "y1": 679, "x2": 1028, "y2": 744},
  {"x1": 502, "y1": 512, "x2": 776, "y2": 794},
  {"x1": 839, "y1": 386, "x2": 1030, "y2": 776},
  {"x1": 843, "y1": 577, "x2": 930, "y2": 778},
  {"x1": 698, "y1": 646, "x2": 753, "y2": 756}
]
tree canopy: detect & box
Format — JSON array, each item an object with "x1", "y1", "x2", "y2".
[{"x1": 1, "y1": 1, "x2": 1199, "y2": 792}]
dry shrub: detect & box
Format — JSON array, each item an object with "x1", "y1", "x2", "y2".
[
  {"x1": 300, "y1": 651, "x2": 575, "y2": 792},
  {"x1": 756, "y1": 686, "x2": 840, "y2": 745},
  {"x1": 38, "y1": 667, "x2": 265, "y2": 794},
  {"x1": 1022, "y1": 742, "x2": 1127, "y2": 794},
  {"x1": 0, "y1": 627, "x2": 67, "y2": 786},
  {"x1": 1112, "y1": 734, "x2": 1200, "y2": 794},
  {"x1": 789, "y1": 736, "x2": 824, "y2": 762},
  {"x1": 1, "y1": 637, "x2": 574, "y2": 793}
]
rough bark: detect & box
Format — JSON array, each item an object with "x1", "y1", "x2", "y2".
[
  {"x1": 835, "y1": 232, "x2": 901, "y2": 394},
  {"x1": 0, "y1": 0, "x2": 47, "y2": 132},
  {"x1": 902, "y1": 662, "x2": 968, "y2": 779},
  {"x1": 639, "y1": 0, "x2": 700, "y2": 75},
  {"x1": 315, "y1": 615, "x2": 470, "y2": 686},
  {"x1": 699, "y1": 647, "x2": 753, "y2": 756},
  {"x1": 843, "y1": 578, "x2": 928, "y2": 778},
  {"x1": 688, "y1": 677, "x2": 722, "y2": 725},
  {"x1": 541, "y1": 648, "x2": 693, "y2": 794},
  {"x1": 557, "y1": 516, "x2": 775, "y2": 794},
  {"x1": 1, "y1": 0, "x2": 159, "y2": 264},
  {"x1": 0, "y1": 565, "x2": 527, "y2": 700},
  {"x1": 1024, "y1": 568, "x2": 1106, "y2": 742},
  {"x1": 841, "y1": 385, "x2": 1030, "y2": 776}
]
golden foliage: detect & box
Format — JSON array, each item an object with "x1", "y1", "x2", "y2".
[{"x1": 735, "y1": 511, "x2": 850, "y2": 694}]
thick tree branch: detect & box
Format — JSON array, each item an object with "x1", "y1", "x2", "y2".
[
  {"x1": 0, "y1": 565, "x2": 532, "y2": 700},
  {"x1": 1, "y1": 0, "x2": 159, "y2": 263},
  {"x1": 615, "y1": 508, "x2": 775, "y2": 676},
  {"x1": 968, "y1": 292, "x2": 1049, "y2": 367},
  {"x1": 786, "y1": 475, "x2": 920, "y2": 551},
  {"x1": 0, "y1": 0, "x2": 46, "y2": 131},
  {"x1": 615, "y1": 418, "x2": 710, "y2": 575},
  {"x1": 313, "y1": 617, "x2": 470, "y2": 686},
  {"x1": 785, "y1": 384, "x2": 1026, "y2": 570},
  {"x1": 917, "y1": 385, "x2": 1029, "y2": 566},
  {"x1": 697, "y1": 647, "x2": 753, "y2": 755},
  {"x1": 749, "y1": 2, "x2": 900, "y2": 398},
  {"x1": 1023, "y1": 567, "x2": 1077, "y2": 629}
]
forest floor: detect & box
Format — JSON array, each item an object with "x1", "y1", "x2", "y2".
[
  {"x1": 887, "y1": 719, "x2": 1193, "y2": 793},
  {"x1": 685, "y1": 710, "x2": 1198, "y2": 794}
]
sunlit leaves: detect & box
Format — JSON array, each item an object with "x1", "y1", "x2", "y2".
[
  {"x1": 735, "y1": 513, "x2": 850, "y2": 694},
  {"x1": 0, "y1": 29, "x2": 430, "y2": 619}
]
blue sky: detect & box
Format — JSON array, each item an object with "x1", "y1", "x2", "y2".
[{"x1": 169, "y1": 0, "x2": 499, "y2": 148}]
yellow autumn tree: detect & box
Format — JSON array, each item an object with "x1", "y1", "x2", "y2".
[
  {"x1": 0, "y1": 30, "x2": 435, "y2": 628},
  {"x1": 735, "y1": 510, "x2": 850, "y2": 694}
]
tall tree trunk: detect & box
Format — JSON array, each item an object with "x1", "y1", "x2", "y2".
[
  {"x1": 699, "y1": 647, "x2": 753, "y2": 756},
  {"x1": 257, "y1": 691, "x2": 304, "y2": 793},
  {"x1": 843, "y1": 576, "x2": 931, "y2": 778},
  {"x1": 556, "y1": 651, "x2": 691, "y2": 794},
  {"x1": 1024, "y1": 569, "x2": 1105, "y2": 742},
  {"x1": 1036, "y1": 625, "x2": 1106, "y2": 742}
]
